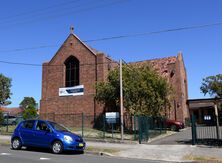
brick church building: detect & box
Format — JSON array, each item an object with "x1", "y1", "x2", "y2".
[{"x1": 40, "y1": 29, "x2": 189, "y2": 123}]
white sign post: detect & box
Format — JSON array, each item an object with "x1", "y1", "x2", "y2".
[{"x1": 105, "y1": 112, "x2": 120, "y2": 139}]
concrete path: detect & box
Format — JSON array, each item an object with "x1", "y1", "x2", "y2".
[
  {"x1": 88, "y1": 141, "x2": 192, "y2": 162},
  {"x1": 81, "y1": 141, "x2": 222, "y2": 162},
  {"x1": 0, "y1": 135, "x2": 11, "y2": 141}
]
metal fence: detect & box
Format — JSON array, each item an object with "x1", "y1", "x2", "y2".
[
  {"x1": 0, "y1": 113, "x2": 167, "y2": 143},
  {"x1": 191, "y1": 114, "x2": 222, "y2": 146},
  {"x1": 134, "y1": 116, "x2": 167, "y2": 143},
  {"x1": 40, "y1": 113, "x2": 167, "y2": 143},
  {"x1": 0, "y1": 114, "x2": 24, "y2": 134}
]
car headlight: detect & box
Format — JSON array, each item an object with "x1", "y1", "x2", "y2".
[{"x1": 64, "y1": 135, "x2": 73, "y2": 142}]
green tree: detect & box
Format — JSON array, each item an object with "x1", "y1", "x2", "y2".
[
  {"x1": 95, "y1": 64, "x2": 172, "y2": 116},
  {"x1": 19, "y1": 97, "x2": 37, "y2": 109},
  {"x1": 22, "y1": 105, "x2": 38, "y2": 120},
  {"x1": 200, "y1": 74, "x2": 222, "y2": 98},
  {"x1": 0, "y1": 74, "x2": 12, "y2": 106}
]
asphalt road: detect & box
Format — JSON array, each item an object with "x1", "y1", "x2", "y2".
[
  {"x1": 149, "y1": 128, "x2": 192, "y2": 145},
  {"x1": 0, "y1": 145, "x2": 169, "y2": 163}
]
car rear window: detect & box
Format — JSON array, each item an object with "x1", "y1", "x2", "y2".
[{"x1": 22, "y1": 121, "x2": 35, "y2": 129}]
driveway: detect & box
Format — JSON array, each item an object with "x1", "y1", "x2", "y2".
[{"x1": 149, "y1": 127, "x2": 192, "y2": 145}]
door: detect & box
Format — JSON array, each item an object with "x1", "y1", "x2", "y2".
[
  {"x1": 32, "y1": 121, "x2": 54, "y2": 148},
  {"x1": 19, "y1": 120, "x2": 36, "y2": 146}
]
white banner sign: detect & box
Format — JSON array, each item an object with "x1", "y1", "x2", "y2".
[
  {"x1": 59, "y1": 85, "x2": 84, "y2": 96},
  {"x1": 105, "y1": 112, "x2": 119, "y2": 124},
  {"x1": 105, "y1": 112, "x2": 119, "y2": 119}
]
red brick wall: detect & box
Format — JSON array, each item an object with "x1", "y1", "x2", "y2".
[
  {"x1": 40, "y1": 33, "x2": 188, "y2": 124},
  {"x1": 174, "y1": 53, "x2": 189, "y2": 122},
  {"x1": 40, "y1": 34, "x2": 108, "y2": 122}
]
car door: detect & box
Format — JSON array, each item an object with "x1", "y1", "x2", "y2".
[
  {"x1": 32, "y1": 120, "x2": 54, "y2": 148},
  {"x1": 19, "y1": 120, "x2": 36, "y2": 146}
]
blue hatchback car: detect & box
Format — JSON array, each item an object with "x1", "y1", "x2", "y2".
[{"x1": 11, "y1": 120, "x2": 85, "y2": 154}]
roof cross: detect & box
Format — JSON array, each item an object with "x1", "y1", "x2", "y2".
[{"x1": 70, "y1": 26, "x2": 74, "y2": 34}]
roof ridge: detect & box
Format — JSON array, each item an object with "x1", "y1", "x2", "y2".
[{"x1": 128, "y1": 56, "x2": 177, "y2": 64}]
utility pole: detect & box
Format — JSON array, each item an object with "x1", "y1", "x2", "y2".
[
  {"x1": 120, "y1": 59, "x2": 124, "y2": 141},
  {"x1": 214, "y1": 96, "x2": 220, "y2": 141},
  {"x1": 214, "y1": 102, "x2": 220, "y2": 141}
]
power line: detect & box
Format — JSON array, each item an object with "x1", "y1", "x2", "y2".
[
  {"x1": 0, "y1": 45, "x2": 59, "y2": 53},
  {"x1": 0, "y1": 0, "x2": 81, "y2": 21},
  {"x1": 84, "y1": 22, "x2": 222, "y2": 42},
  {"x1": 0, "y1": 0, "x2": 95, "y2": 25},
  {"x1": 0, "y1": 0, "x2": 128, "y2": 28},
  {"x1": 0, "y1": 60, "x2": 41, "y2": 67},
  {"x1": 0, "y1": 60, "x2": 118, "y2": 67},
  {"x1": 1, "y1": 21, "x2": 222, "y2": 53}
]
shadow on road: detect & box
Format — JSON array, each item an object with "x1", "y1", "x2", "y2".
[
  {"x1": 175, "y1": 139, "x2": 192, "y2": 145},
  {"x1": 12, "y1": 147, "x2": 84, "y2": 155}
]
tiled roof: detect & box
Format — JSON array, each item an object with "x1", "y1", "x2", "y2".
[
  {"x1": 0, "y1": 107, "x2": 23, "y2": 116},
  {"x1": 129, "y1": 56, "x2": 177, "y2": 77}
]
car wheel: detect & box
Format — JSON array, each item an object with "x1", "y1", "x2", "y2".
[
  {"x1": 52, "y1": 141, "x2": 63, "y2": 154},
  {"x1": 11, "y1": 138, "x2": 22, "y2": 150},
  {"x1": 170, "y1": 125, "x2": 178, "y2": 131}
]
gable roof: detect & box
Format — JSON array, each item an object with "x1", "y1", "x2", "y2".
[
  {"x1": 73, "y1": 33, "x2": 98, "y2": 55},
  {"x1": 48, "y1": 33, "x2": 98, "y2": 64}
]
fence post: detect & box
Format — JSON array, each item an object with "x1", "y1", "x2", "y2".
[
  {"x1": 138, "y1": 116, "x2": 142, "y2": 144},
  {"x1": 145, "y1": 117, "x2": 149, "y2": 141},
  {"x1": 134, "y1": 116, "x2": 137, "y2": 141},
  {"x1": 147, "y1": 117, "x2": 150, "y2": 141},
  {"x1": 82, "y1": 113, "x2": 84, "y2": 138},
  {"x1": 191, "y1": 114, "x2": 197, "y2": 145},
  {"x1": 163, "y1": 117, "x2": 167, "y2": 133},
  {"x1": 103, "y1": 115, "x2": 105, "y2": 139},
  {"x1": 6, "y1": 113, "x2": 9, "y2": 133}
]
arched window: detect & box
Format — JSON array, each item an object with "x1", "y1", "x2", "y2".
[{"x1": 65, "y1": 56, "x2": 79, "y2": 87}]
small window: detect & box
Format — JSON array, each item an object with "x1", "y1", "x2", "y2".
[
  {"x1": 170, "y1": 70, "x2": 175, "y2": 78},
  {"x1": 36, "y1": 121, "x2": 50, "y2": 131},
  {"x1": 108, "y1": 63, "x2": 111, "y2": 71},
  {"x1": 22, "y1": 121, "x2": 35, "y2": 129}
]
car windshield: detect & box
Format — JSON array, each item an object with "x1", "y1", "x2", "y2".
[{"x1": 48, "y1": 122, "x2": 70, "y2": 132}]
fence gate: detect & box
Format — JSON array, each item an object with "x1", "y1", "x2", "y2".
[
  {"x1": 134, "y1": 116, "x2": 166, "y2": 144},
  {"x1": 191, "y1": 114, "x2": 222, "y2": 146},
  {"x1": 138, "y1": 116, "x2": 149, "y2": 143}
]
